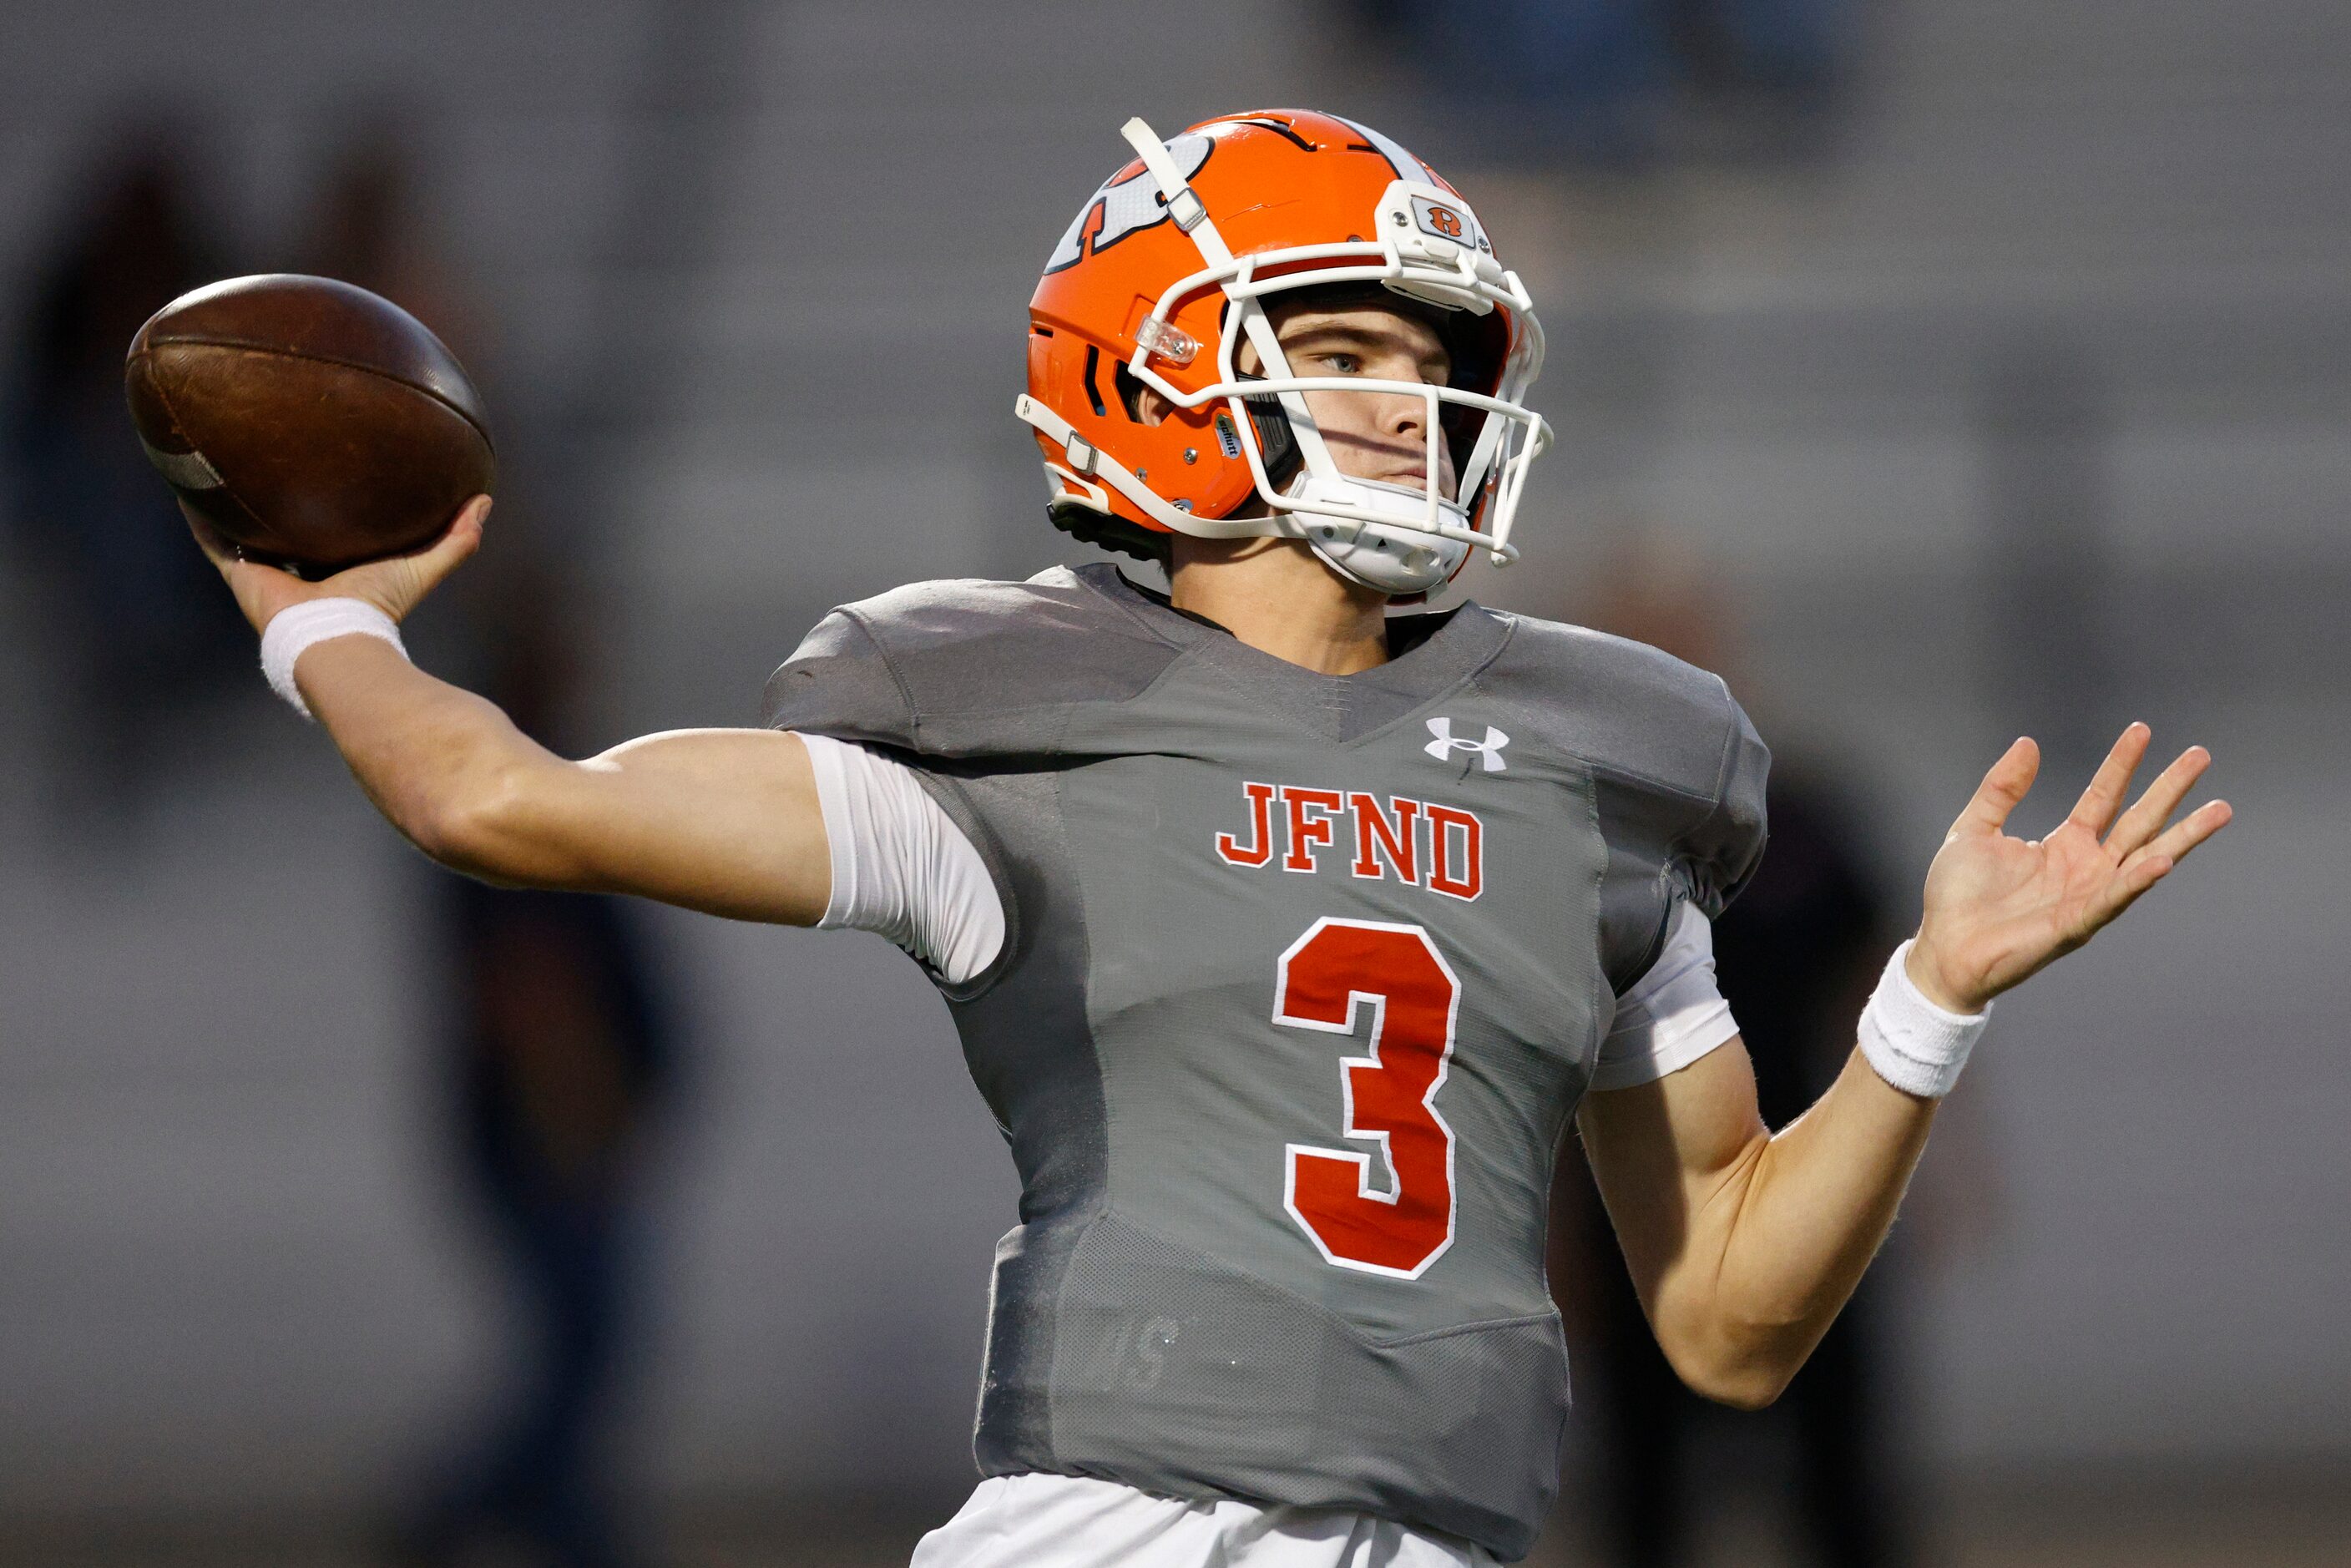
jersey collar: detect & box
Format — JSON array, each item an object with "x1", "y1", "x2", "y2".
[{"x1": 1083, "y1": 564, "x2": 1510, "y2": 744}]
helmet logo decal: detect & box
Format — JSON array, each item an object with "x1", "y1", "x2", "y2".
[
  {"x1": 1330, "y1": 114, "x2": 1439, "y2": 186},
  {"x1": 1044, "y1": 133, "x2": 1214, "y2": 273},
  {"x1": 1425, "y1": 205, "x2": 1463, "y2": 238},
  {"x1": 1219, "y1": 114, "x2": 1319, "y2": 154},
  {"x1": 1423, "y1": 718, "x2": 1510, "y2": 773}
]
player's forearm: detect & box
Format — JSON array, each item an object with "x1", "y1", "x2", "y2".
[
  {"x1": 296, "y1": 633, "x2": 580, "y2": 883},
  {"x1": 1684, "y1": 1053, "x2": 1934, "y2": 1404}
]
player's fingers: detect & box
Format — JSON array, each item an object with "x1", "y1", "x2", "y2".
[
  {"x1": 419, "y1": 494, "x2": 491, "y2": 579},
  {"x1": 2106, "y1": 746, "x2": 2212, "y2": 857},
  {"x1": 178, "y1": 498, "x2": 239, "y2": 574},
  {"x1": 332, "y1": 495, "x2": 489, "y2": 611},
  {"x1": 2087, "y1": 841, "x2": 2191, "y2": 940},
  {"x1": 1952, "y1": 736, "x2": 2040, "y2": 837},
  {"x1": 2122, "y1": 797, "x2": 2232, "y2": 872},
  {"x1": 178, "y1": 498, "x2": 307, "y2": 629},
  {"x1": 2065, "y1": 722, "x2": 2149, "y2": 834},
  {"x1": 2089, "y1": 852, "x2": 2176, "y2": 928}
]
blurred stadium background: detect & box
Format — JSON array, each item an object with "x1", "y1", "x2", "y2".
[{"x1": 1, "y1": 2, "x2": 2345, "y2": 1564}]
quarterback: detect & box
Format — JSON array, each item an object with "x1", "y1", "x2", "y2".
[{"x1": 190, "y1": 113, "x2": 2227, "y2": 1565}]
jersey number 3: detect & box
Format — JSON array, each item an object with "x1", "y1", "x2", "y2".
[{"x1": 1273, "y1": 918, "x2": 1460, "y2": 1279}]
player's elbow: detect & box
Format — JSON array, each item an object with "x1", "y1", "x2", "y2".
[
  {"x1": 406, "y1": 759, "x2": 563, "y2": 883},
  {"x1": 405, "y1": 775, "x2": 509, "y2": 874},
  {"x1": 1676, "y1": 1351, "x2": 1794, "y2": 1411},
  {"x1": 1653, "y1": 1316, "x2": 1806, "y2": 1410}
]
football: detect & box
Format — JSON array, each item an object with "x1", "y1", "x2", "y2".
[{"x1": 124, "y1": 274, "x2": 494, "y2": 574}]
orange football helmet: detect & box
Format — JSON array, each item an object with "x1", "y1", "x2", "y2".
[{"x1": 1019, "y1": 109, "x2": 1550, "y2": 594}]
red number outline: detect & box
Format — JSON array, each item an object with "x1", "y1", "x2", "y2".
[{"x1": 1272, "y1": 918, "x2": 1460, "y2": 1279}]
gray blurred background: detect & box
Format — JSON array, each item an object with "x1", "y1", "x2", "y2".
[{"x1": 0, "y1": 2, "x2": 2343, "y2": 1565}]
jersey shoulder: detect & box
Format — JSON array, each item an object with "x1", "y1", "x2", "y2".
[
  {"x1": 1475, "y1": 608, "x2": 1770, "y2": 918},
  {"x1": 761, "y1": 564, "x2": 1185, "y2": 755},
  {"x1": 1477, "y1": 609, "x2": 1750, "y2": 800}
]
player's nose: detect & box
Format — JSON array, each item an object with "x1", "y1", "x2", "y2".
[
  {"x1": 1375, "y1": 385, "x2": 1433, "y2": 443},
  {"x1": 1373, "y1": 388, "x2": 1451, "y2": 483}
]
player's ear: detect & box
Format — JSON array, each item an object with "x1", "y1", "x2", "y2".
[{"x1": 1134, "y1": 383, "x2": 1173, "y2": 427}]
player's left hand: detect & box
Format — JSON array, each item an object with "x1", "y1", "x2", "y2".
[{"x1": 1908, "y1": 724, "x2": 2232, "y2": 1014}]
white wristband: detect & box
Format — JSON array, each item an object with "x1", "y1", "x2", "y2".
[
  {"x1": 259, "y1": 598, "x2": 407, "y2": 720},
  {"x1": 1857, "y1": 939, "x2": 1990, "y2": 1100}
]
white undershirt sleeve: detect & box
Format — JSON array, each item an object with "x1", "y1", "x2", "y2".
[
  {"x1": 1590, "y1": 899, "x2": 1742, "y2": 1092},
  {"x1": 796, "y1": 733, "x2": 1008, "y2": 986}
]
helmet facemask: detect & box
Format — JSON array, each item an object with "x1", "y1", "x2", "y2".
[
  {"x1": 1116, "y1": 175, "x2": 1551, "y2": 594},
  {"x1": 1219, "y1": 282, "x2": 1520, "y2": 594}
]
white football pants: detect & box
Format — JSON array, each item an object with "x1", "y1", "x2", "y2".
[{"x1": 910, "y1": 1473, "x2": 1501, "y2": 1568}]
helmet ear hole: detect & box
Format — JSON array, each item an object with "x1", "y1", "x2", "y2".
[
  {"x1": 1112, "y1": 360, "x2": 1152, "y2": 422},
  {"x1": 1244, "y1": 394, "x2": 1302, "y2": 488}
]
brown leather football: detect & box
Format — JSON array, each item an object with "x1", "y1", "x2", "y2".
[{"x1": 125, "y1": 274, "x2": 494, "y2": 574}]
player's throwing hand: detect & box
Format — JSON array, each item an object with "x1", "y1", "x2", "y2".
[
  {"x1": 1908, "y1": 724, "x2": 2232, "y2": 1014},
  {"x1": 184, "y1": 493, "x2": 490, "y2": 635}
]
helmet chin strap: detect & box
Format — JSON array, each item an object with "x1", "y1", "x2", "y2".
[{"x1": 1281, "y1": 473, "x2": 1471, "y2": 596}]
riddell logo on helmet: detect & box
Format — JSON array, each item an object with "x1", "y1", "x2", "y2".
[{"x1": 1408, "y1": 195, "x2": 1489, "y2": 252}]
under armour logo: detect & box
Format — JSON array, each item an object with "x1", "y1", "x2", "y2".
[{"x1": 1423, "y1": 717, "x2": 1509, "y2": 772}]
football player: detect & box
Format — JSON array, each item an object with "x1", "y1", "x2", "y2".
[{"x1": 188, "y1": 112, "x2": 2228, "y2": 1567}]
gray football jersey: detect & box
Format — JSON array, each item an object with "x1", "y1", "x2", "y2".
[{"x1": 763, "y1": 564, "x2": 1767, "y2": 1560}]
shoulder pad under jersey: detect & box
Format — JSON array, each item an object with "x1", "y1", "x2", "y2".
[
  {"x1": 1479, "y1": 611, "x2": 1770, "y2": 925},
  {"x1": 761, "y1": 565, "x2": 1186, "y2": 757}
]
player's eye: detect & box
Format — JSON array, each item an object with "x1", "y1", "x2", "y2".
[{"x1": 1322, "y1": 352, "x2": 1363, "y2": 374}]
